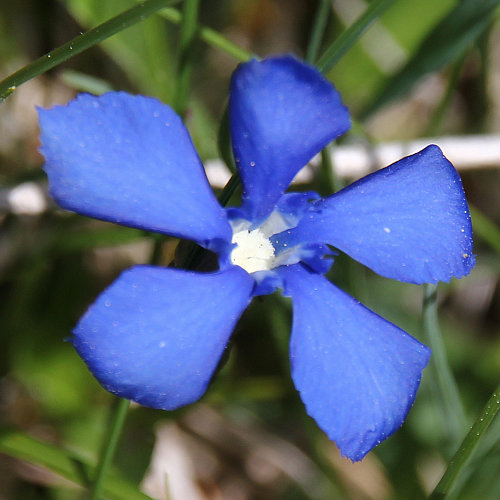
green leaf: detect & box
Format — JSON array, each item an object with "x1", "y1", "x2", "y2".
[
  {"x1": 361, "y1": 0, "x2": 500, "y2": 118},
  {"x1": 0, "y1": 430, "x2": 152, "y2": 500}
]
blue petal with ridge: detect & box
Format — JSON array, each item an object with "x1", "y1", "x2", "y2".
[
  {"x1": 275, "y1": 145, "x2": 474, "y2": 284},
  {"x1": 279, "y1": 264, "x2": 430, "y2": 461},
  {"x1": 230, "y1": 56, "x2": 350, "y2": 223},
  {"x1": 39, "y1": 92, "x2": 231, "y2": 250},
  {"x1": 72, "y1": 265, "x2": 254, "y2": 410}
]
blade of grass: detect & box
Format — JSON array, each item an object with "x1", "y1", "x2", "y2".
[
  {"x1": 0, "y1": 0, "x2": 181, "y2": 101},
  {"x1": 470, "y1": 205, "x2": 500, "y2": 257},
  {"x1": 63, "y1": 0, "x2": 176, "y2": 101},
  {"x1": 217, "y1": 106, "x2": 237, "y2": 174},
  {"x1": 154, "y1": 7, "x2": 254, "y2": 62},
  {"x1": 173, "y1": 0, "x2": 201, "y2": 115},
  {"x1": 423, "y1": 284, "x2": 467, "y2": 447},
  {"x1": 56, "y1": 227, "x2": 145, "y2": 253},
  {"x1": 361, "y1": 0, "x2": 500, "y2": 119},
  {"x1": 424, "y1": 52, "x2": 468, "y2": 137},
  {"x1": 0, "y1": 429, "x2": 151, "y2": 500},
  {"x1": 90, "y1": 398, "x2": 131, "y2": 500},
  {"x1": 316, "y1": 0, "x2": 400, "y2": 74},
  {"x1": 306, "y1": 0, "x2": 331, "y2": 64},
  {"x1": 60, "y1": 69, "x2": 114, "y2": 95},
  {"x1": 428, "y1": 382, "x2": 500, "y2": 500}
]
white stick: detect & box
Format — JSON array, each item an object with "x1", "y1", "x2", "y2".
[
  {"x1": 3, "y1": 135, "x2": 499, "y2": 215},
  {"x1": 205, "y1": 134, "x2": 500, "y2": 187}
]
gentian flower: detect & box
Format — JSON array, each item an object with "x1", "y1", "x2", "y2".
[{"x1": 38, "y1": 56, "x2": 474, "y2": 461}]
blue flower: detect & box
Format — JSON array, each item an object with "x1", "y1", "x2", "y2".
[{"x1": 38, "y1": 55, "x2": 474, "y2": 461}]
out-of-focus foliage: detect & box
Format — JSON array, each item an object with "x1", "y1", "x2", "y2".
[
  {"x1": 62, "y1": 0, "x2": 176, "y2": 100},
  {"x1": 1, "y1": 0, "x2": 500, "y2": 499}
]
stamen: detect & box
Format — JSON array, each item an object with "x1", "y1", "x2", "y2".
[{"x1": 231, "y1": 228, "x2": 275, "y2": 273}]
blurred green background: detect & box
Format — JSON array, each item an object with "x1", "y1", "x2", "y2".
[{"x1": 1, "y1": 0, "x2": 500, "y2": 499}]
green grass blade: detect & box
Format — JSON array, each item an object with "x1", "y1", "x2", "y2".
[
  {"x1": 306, "y1": 0, "x2": 331, "y2": 64},
  {"x1": 0, "y1": 429, "x2": 152, "y2": 500},
  {"x1": 217, "y1": 106, "x2": 237, "y2": 174},
  {"x1": 316, "y1": 0, "x2": 400, "y2": 74},
  {"x1": 423, "y1": 284, "x2": 467, "y2": 446},
  {"x1": 0, "y1": 0, "x2": 181, "y2": 101},
  {"x1": 173, "y1": 0, "x2": 201, "y2": 115},
  {"x1": 56, "y1": 227, "x2": 145, "y2": 253},
  {"x1": 157, "y1": 7, "x2": 254, "y2": 62},
  {"x1": 63, "y1": 0, "x2": 176, "y2": 101},
  {"x1": 424, "y1": 52, "x2": 468, "y2": 137},
  {"x1": 428, "y1": 382, "x2": 500, "y2": 500},
  {"x1": 470, "y1": 205, "x2": 500, "y2": 257},
  {"x1": 361, "y1": 0, "x2": 500, "y2": 118},
  {"x1": 60, "y1": 69, "x2": 114, "y2": 95},
  {"x1": 90, "y1": 398, "x2": 130, "y2": 500}
]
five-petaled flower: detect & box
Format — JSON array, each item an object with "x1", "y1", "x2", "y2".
[{"x1": 38, "y1": 55, "x2": 474, "y2": 461}]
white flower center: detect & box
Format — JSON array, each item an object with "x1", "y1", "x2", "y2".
[{"x1": 231, "y1": 227, "x2": 275, "y2": 273}]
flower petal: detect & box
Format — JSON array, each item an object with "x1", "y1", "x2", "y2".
[
  {"x1": 39, "y1": 92, "x2": 231, "y2": 249},
  {"x1": 279, "y1": 264, "x2": 430, "y2": 461},
  {"x1": 230, "y1": 56, "x2": 350, "y2": 223},
  {"x1": 275, "y1": 145, "x2": 474, "y2": 284},
  {"x1": 72, "y1": 265, "x2": 254, "y2": 410}
]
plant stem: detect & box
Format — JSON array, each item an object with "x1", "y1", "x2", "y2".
[
  {"x1": 428, "y1": 382, "x2": 500, "y2": 499},
  {"x1": 152, "y1": 6, "x2": 254, "y2": 62},
  {"x1": 316, "y1": 0, "x2": 398, "y2": 74},
  {"x1": 423, "y1": 284, "x2": 467, "y2": 446},
  {"x1": 90, "y1": 398, "x2": 130, "y2": 500},
  {"x1": 306, "y1": 0, "x2": 331, "y2": 64},
  {"x1": 0, "y1": 0, "x2": 181, "y2": 101},
  {"x1": 319, "y1": 144, "x2": 343, "y2": 195},
  {"x1": 173, "y1": 0, "x2": 201, "y2": 116},
  {"x1": 216, "y1": 172, "x2": 241, "y2": 207},
  {"x1": 470, "y1": 204, "x2": 500, "y2": 257},
  {"x1": 425, "y1": 52, "x2": 467, "y2": 137}
]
